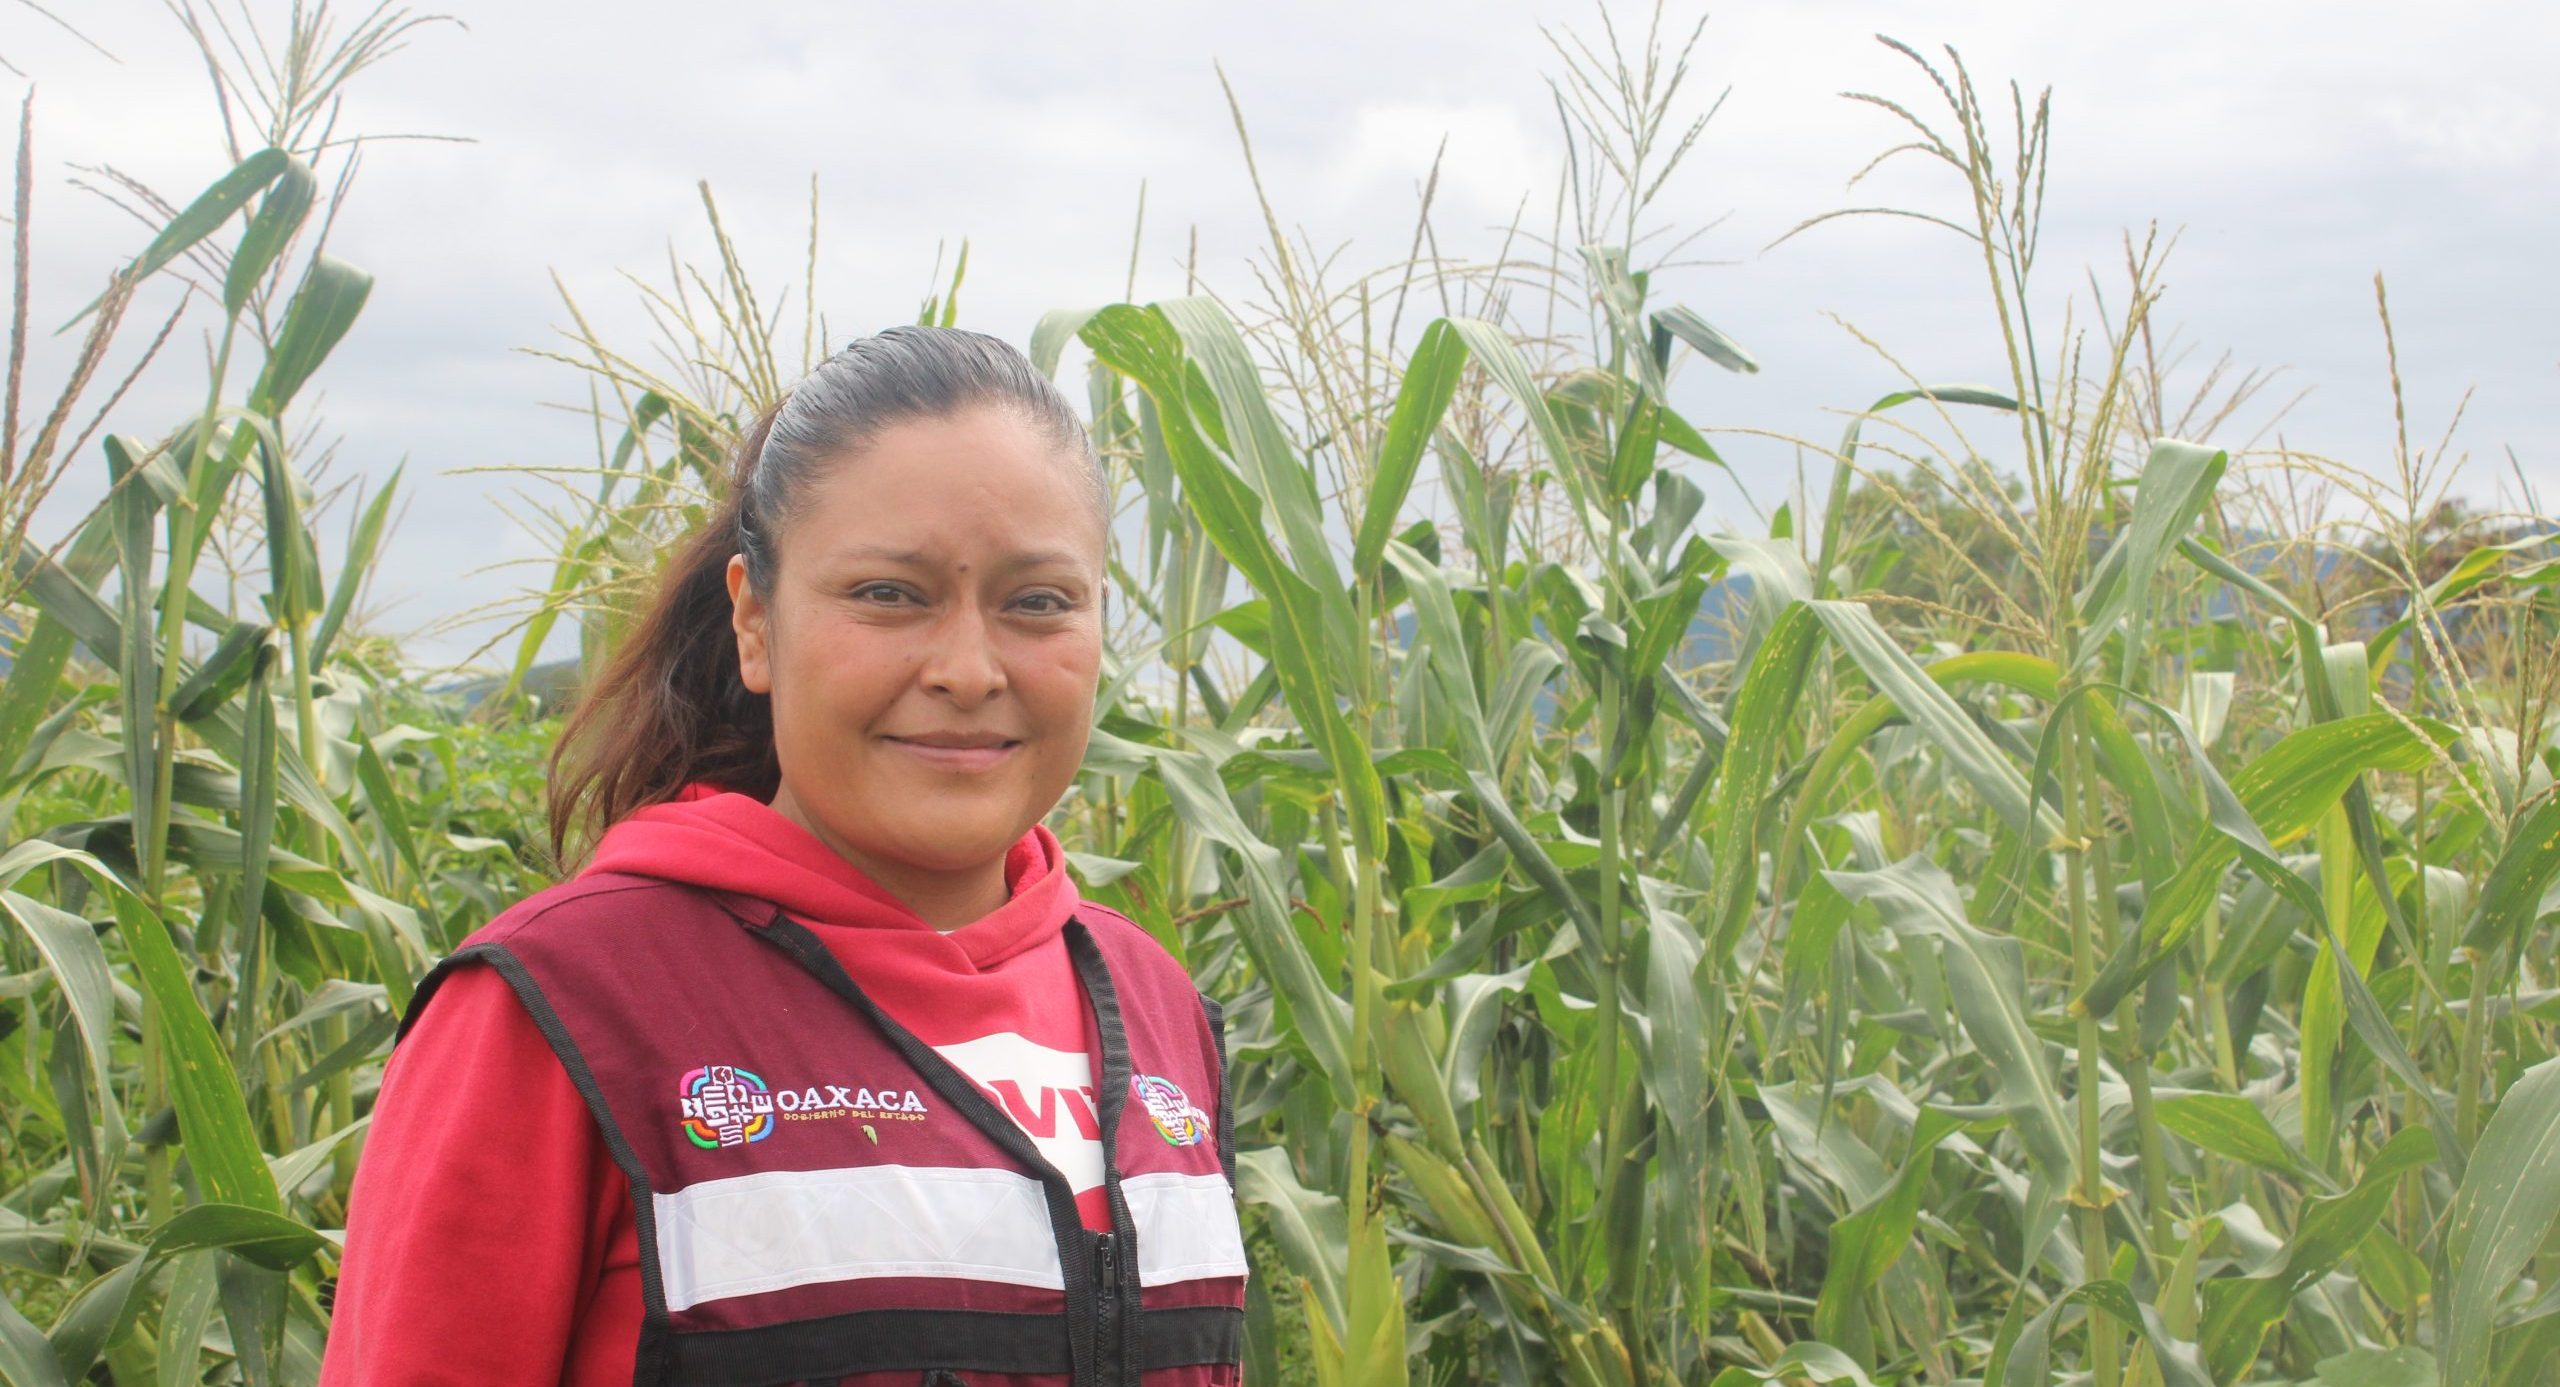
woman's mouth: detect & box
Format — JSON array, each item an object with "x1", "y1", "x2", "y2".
[{"x1": 884, "y1": 735, "x2": 1023, "y2": 773}]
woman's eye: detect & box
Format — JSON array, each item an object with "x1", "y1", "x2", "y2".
[
  {"x1": 852, "y1": 583, "x2": 915, "y2": 606},
  {"x1": 1015, "y1": 591, "x2": 1073, "y2": 615}
]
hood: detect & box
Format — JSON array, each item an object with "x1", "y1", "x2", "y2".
[{"x1": 579, "y1": 788, "x2": 1081, "y2": 972}]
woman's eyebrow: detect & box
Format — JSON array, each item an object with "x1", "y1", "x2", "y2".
[
  {"x1": 828, "y1": 543, "x2": 933, "y2": 566},
  {"x1": 824, "y1": 543, "x2": 1085, "y2": 572}
]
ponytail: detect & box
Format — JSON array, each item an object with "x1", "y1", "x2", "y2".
[
  {"x1": 545, "y1": 324, "x2": 1105, "y2": 868},
  {"x1": 546, "y1": 405, "x2": 783, "y2": 865}
]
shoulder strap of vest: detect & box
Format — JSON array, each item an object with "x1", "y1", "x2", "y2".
[
  {"x1": 1065, "y1": 923, "x2": 1146, "y2": 1387},
  {"x1": 395, "y1": 943, "x2": 684, "y2": 1384}
]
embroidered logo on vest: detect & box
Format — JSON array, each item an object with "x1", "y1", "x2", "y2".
[
  {"x1": 681, "y1": 1065, "x2": 930, "y2": 1148},
  {"x1": 1132, "y1": 1073, "x2": 1212, "y2": 1146},
  {"x1": 680, "y1": 1065, "x2": 774, "y2": 1147}
]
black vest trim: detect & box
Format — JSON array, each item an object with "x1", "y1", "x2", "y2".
[
  {"x1": 1066, "y1": 927, "x2": 1144, "y2": 1387},
  {"x1": 403, "y1": 941, "x2": 682, "y2": 1378},
  {"x1": 661, "y1": 1304, "x2": 1246, "y2": 1383}
]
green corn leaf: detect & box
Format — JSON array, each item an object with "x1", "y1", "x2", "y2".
[
  {"x1": 1808, "y1": 600, "x2": 2052, "y2": 837},
  {"x1": 2365, "y1": 530, "x2": 2560, "y2": 669},
  {"x1": 1143, "y1": 742, "x2": 1353, "y2": 1102},
  {"x1": 1704, "y1": 534, "x2": 1812, "y2": 672},
  {"x1": 310, "y1": 464, "x2": 401, "y2": 670},
  {"x1": 2199, "y1": 1125, "x2": 2437, "y2": 1381},
  {"x1": 2152, "y1": 1089, "x2": 2325, "y2": 1185},
  {"x1": 267, "y1": 1116, "x2": 373, "y2": 1196},
  {"x1": 1384, "y1": 540, "x2": 1493, "y2": 772},
  {"x1": 114, "y1": 891, "x2": 283, "y2": 1214},
  {"x1": 1991, "y1": 1279, "x2": 2211, "y2": 1387},
  {"x1": 228, "y1": 640, "x2": 283, "y2": 1076},
  {"x1": 0, "y1": 1287, "x2": 69, "y2": 1387},
  {"x1": 1353, "y1": 320, "x2": 1465, "y2": 581},
  {"x1": 1464, "y1": 768, "x2": 1602, "y2": 959},
  {"x1": 2077, "y1": 439, "x2": 2227, "y2": 667},
  {"x1": 2463, "y1": 792, "x2": 2560, "y2": 960},
  {"x1": 2443, "y1": 1057, "x2": 2560, "y2": 1387},
  {"x1": 1815, "y1": 384, "x2": 2017, "y2": 597},
  {"x1": 1602, "y1": 395, "x2": 1662, "y2": 502},
  {"x1": 1235, "y1": 1146, "x2": 1349, "y2": 1335},
  {"x1": 64, "y1": 147, "x2": 289, "y2": 330},
  {"x1": 1640, "y1": 883, "x2": 1711, "y2": 1155},
  {"x1": 2313, "y1": 1347, "x2": 2436, "y2": 1387},
  {"x1": 1028, "y1": 306, "x2": 1102, "y2": 378},
  {"x1": 2057, "y1": 695, "x2": 2463, "y2": 1168},
  {"x1": 1340, "y1": 1204, "x2": 1411, "y2": 1387},
  {"x1": 1585, "y1": 246, "x2": 1663, "y2": 398},
  {"x1": 2081, "y1": 712, "x2": 2449, "y2": 1014},
  {"x1": 169, "y1": 621, "x2": 273, "y2": 722},
  {"x1": 1081, "y1": 305, "x2": 1386, "y2": 860},
  {"x1": 0, "y1": 881, "x2": 123, "y2": 1181},
  {"x1": 0, "y1": 614, "x2": 79, "y2": 776},
  {"x1": 1626, "y1": 553, "x2": 1714, "y2": 687},
  {"x1": 1705, "y1": 1342, "x2": 1873, "y2": 1387},
  {"x1": 155, "y1": 1252, "x2": 220, "y2": 1387},
  {"x1": 1826, "y1": 856, "x2": 2078, "y2": 1182},
  {"x1": 143, "y1": 1205, "x2": 326, "y2": 1271},
  {"x1": 1651, "y1": 304, "x2": 1761, "y2": 375},
  {"x1": 1448, "y1": 318, "x2": 1610, "y2": 568},
  {"x1": 221, "y1": 156, "x2": 315, "y2": 315},
  {"x1": 39, "y1": 1202, "x2": 325, "y2": 1385},
  {"x1": 353, "y1": 734, "x2": 425, "y2": 890},
  {"x1": 249, "y1": 256, "x2": 373, "y2": 414},
  {"x1": 1703, "y1": 603, "x2": 1823, "y2": 958},
  {"x1": 1488, "y1": 638, "x2": 1563, "y2": 768},
  {"x1": 1157, "y1": 297, "x2": 1344, "y2": 601},
  {"x1": 1442, "y1": 964, "x2": 1531, "y2": 1110},
  {"x1": 1813, "y1": 1106, "x2": 1963, "y2": 1349}
]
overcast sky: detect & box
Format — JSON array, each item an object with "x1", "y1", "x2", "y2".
[{"x1": 14, "y1": 1, "x2": 2555, "y2": 668}]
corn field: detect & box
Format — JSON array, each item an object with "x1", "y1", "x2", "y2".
[{"x1": 5, "y1": 5, "x2": 2558, "y2": 1386}]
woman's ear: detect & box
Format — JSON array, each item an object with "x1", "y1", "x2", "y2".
[{"x1": 727, "y1": 555, "x2": 774, "y2": 695}]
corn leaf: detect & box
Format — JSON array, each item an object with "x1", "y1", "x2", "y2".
[
  {"x1": 2199, "y1": 1125, "x2": 2437, "y2": 1381},
  {"x1": 222, "y1": 156, "x2": 315, "y2": 316},
  {"x1": 64, "y1": 148, "x2": 288, "y2": 329},
  {"x1": 1353, "y1": 320, "x2": 1465, "y2": 581},
  {"x1": 1826, "y1": 856, "x2": 2077, "y2": 1182},
  {"x1": 114, "y1": 891, "x2": 282, "y2": 1214},
  {"x1": 2443, "y1": 1057, "x2": 2560, "y2": 1387}
]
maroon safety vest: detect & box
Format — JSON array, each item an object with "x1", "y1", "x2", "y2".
[{"x1": 399, "y1": 875, "x2": 1246, "y2": 1387}]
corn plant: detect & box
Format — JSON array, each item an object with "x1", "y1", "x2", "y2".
[
  {"x1": 1045, "y1": 25, "x2": 2560, "y2": 1387},
  {"x1": 1, "y1": 6, "x2": 551, "y2": 1383}
]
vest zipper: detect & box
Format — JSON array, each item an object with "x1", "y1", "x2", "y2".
[{"x1": 1093, "y1": 1231, "x2": 1121, "y2": 1376}]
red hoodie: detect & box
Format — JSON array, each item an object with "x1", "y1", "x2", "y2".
[{"x1": 322, "y1": 793, "x2": 1109, "y2": 1387}]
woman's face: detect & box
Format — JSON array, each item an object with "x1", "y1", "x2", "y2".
[{"x1": 727, "y1": 404, "x2": 1105, "y2": 899}]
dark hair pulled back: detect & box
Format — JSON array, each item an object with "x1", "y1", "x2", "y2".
[{"x1": 546, "y1": 324, "x2": 1104, "y2": 866}]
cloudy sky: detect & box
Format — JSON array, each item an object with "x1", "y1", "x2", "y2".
[{"x1": 14, "y1": 1, "x2": 2555, "y2": 667}]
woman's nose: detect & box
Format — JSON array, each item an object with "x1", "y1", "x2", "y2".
[{"x1": 920, "y1": 604, "x2": 1006, "y2": 705}]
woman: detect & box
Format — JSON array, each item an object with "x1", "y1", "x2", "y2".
[{"x1": 321, "y1": 327, "x2": 1247, "y2": 1386}]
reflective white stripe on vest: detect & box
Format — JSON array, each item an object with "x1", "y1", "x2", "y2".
[
  {"x1": 654, "y1": 1164, "x2": 1246, "y2": 1312},
  {"x1": 656, "y1": 1165, "x2": 1059, "y2": 1311},
  {"x1": 1123, "y1": 1171, "x2": 1251, "y2": 1284}
]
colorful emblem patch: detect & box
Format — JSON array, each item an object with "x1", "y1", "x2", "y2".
[
  {"x1": 1131, "y1": 1073, "x2": 1212, "y2": 1147},
  {"x1": 680, "y1": 1064, "x2": 774, "y2": 1148}
]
